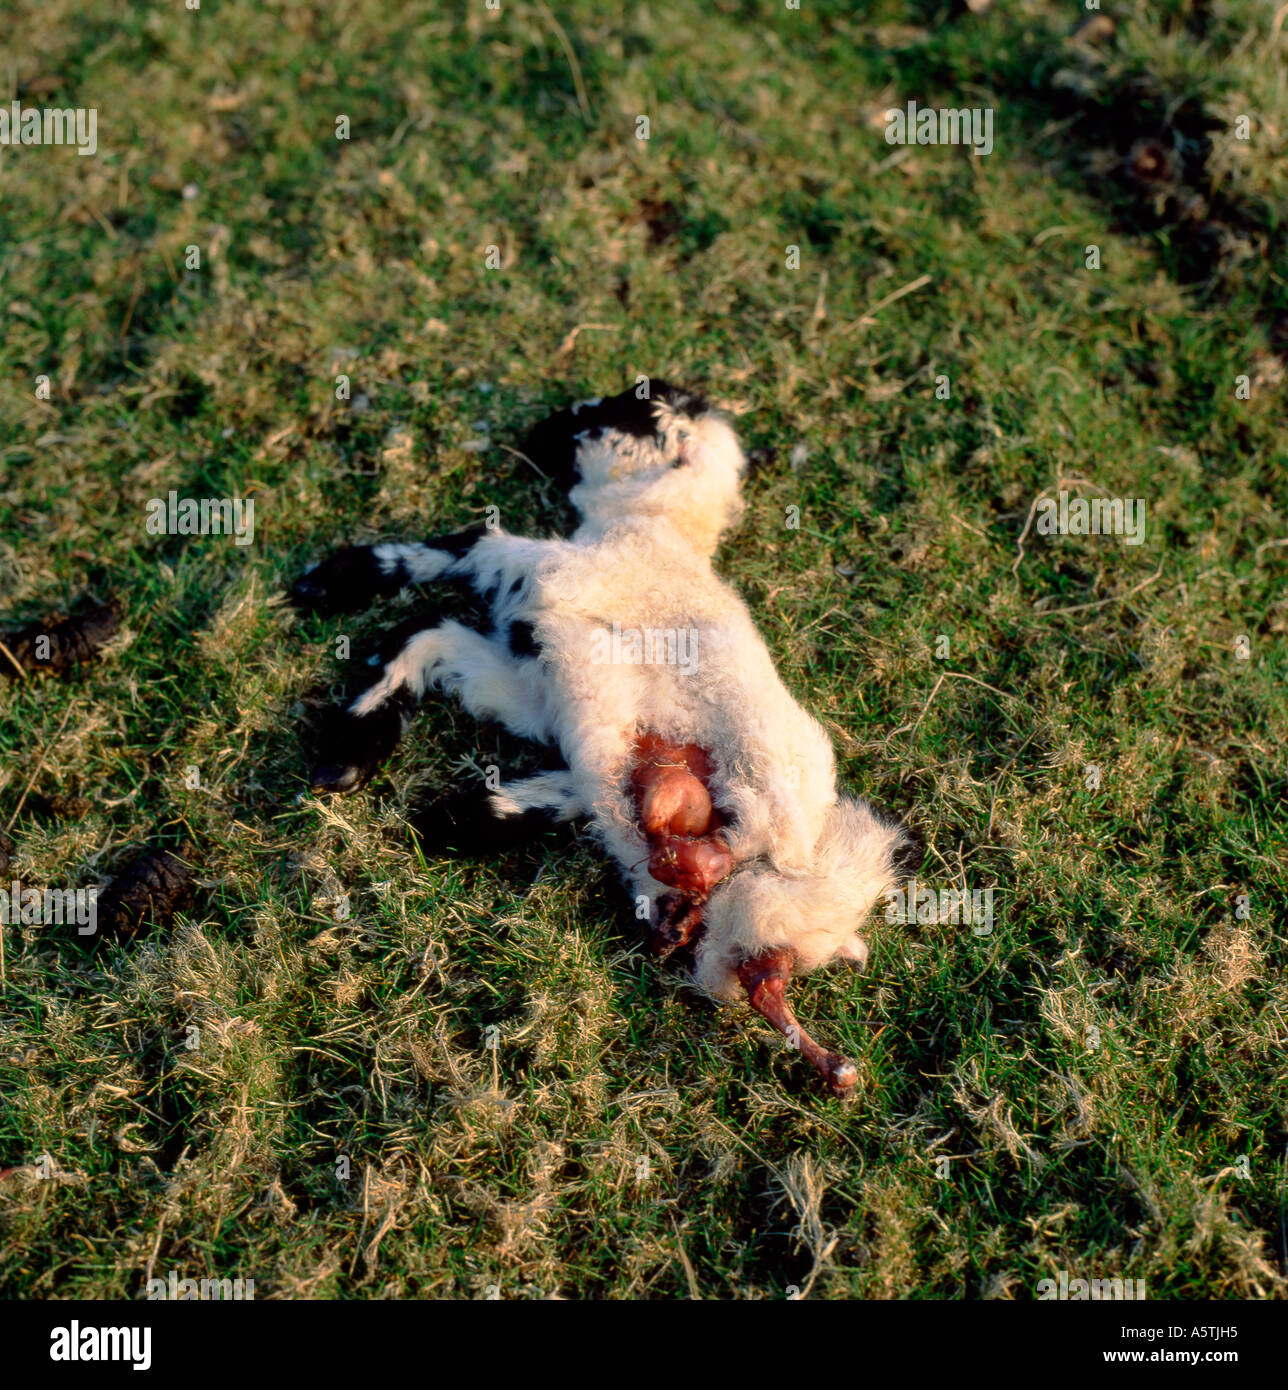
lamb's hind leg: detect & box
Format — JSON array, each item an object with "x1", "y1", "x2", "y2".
[
  {"x1": 737, "y1": 949, "x2": 859, "y2": 1098},
  {"x1": 311, "y1": 620, "x2": 549, "y2": 794}
]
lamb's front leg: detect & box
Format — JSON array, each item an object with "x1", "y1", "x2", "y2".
[
  {"x1": 409, "y1": 770, "x2": 585, "y2": 853},
  {"x1": 310, "y1": 620, "x2": 549, "y2": 794},
  {"x1": 291, "y1": 526, "x2": 489, "y2": 616},
  {"x1": 737, "y1": 949, "x2": 859, "y2": 1098}
]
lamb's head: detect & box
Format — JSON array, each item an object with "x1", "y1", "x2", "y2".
[
  {"x1": 692, "y1": 797, "x2": 923, "y2": 1000},
  {"x1": 523, "y1": 382, "x2": 747, "y2": 555}
]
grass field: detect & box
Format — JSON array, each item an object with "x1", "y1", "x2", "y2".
[{"x1": 0, "y1": 0, "x2": 1285, "y2": 1299}]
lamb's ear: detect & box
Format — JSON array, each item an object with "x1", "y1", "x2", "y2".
[
  {"x1": 521, "y1": 402, "x2": 586, "y2": 491},
  {"x1": 867, "y1": 801, "x2": 925, "y2": 882},
  {"x1": 522, "y1": 383, "x2": 696, "y2": 490}
]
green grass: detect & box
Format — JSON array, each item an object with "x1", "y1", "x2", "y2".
[{"x1": 0, "y1": 0, "x2": 1285, "y2": 1299}]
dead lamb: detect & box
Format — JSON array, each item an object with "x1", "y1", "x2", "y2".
[{"x1": 291, "y1": 383, "x2": 922, "y2": 1096}]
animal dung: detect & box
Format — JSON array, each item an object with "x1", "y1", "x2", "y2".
[
  {"x1": 0, "y1": 600, "x2": 121, "y2": 679},
  {"x1": 24, "y1": 792, "x2": 94, "y2": 821},
  {"x1": 92, "y1": 844, "x2": 195, "y2": 942}
]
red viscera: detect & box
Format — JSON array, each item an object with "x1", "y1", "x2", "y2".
[
  {"x1": 647, "y1": 832, "x2": 733, "y2": 896},
  {"x1": 631, "y1": 734, "x2": 722, "y2": 843},
  {"x1": 638, "y1": 766, "x2": 713, "y2": 838},
  {"x1": 631, "y1": 733, "x2": 733, "y2": 948},
  {"x1": 631, "y1": 732, "x2": 716, "y2": 784}
]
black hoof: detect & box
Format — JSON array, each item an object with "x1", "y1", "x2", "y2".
[
  {"x1": 310, "y1": 762, "x2": 373, "y2": 795},
  {"x1": 305, "y1": 692, "x2": 413, "y2": 797},
  {"x1": 290, "y1": 547, "x2": 396, "y2": 616},
  {"x1": 290, "y1": 576, "x2": 331, "y2": 610}
]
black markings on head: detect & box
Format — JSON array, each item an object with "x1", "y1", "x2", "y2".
[
  {"x1": 579, "y1": 381, "x2": 710, "y2": 441},
  {"x1": 522, "y1": 406, "x2": 589, "y2": 491},
  {"x1": 522, "y1": 382, "x2": 711, "y2": 490}
]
